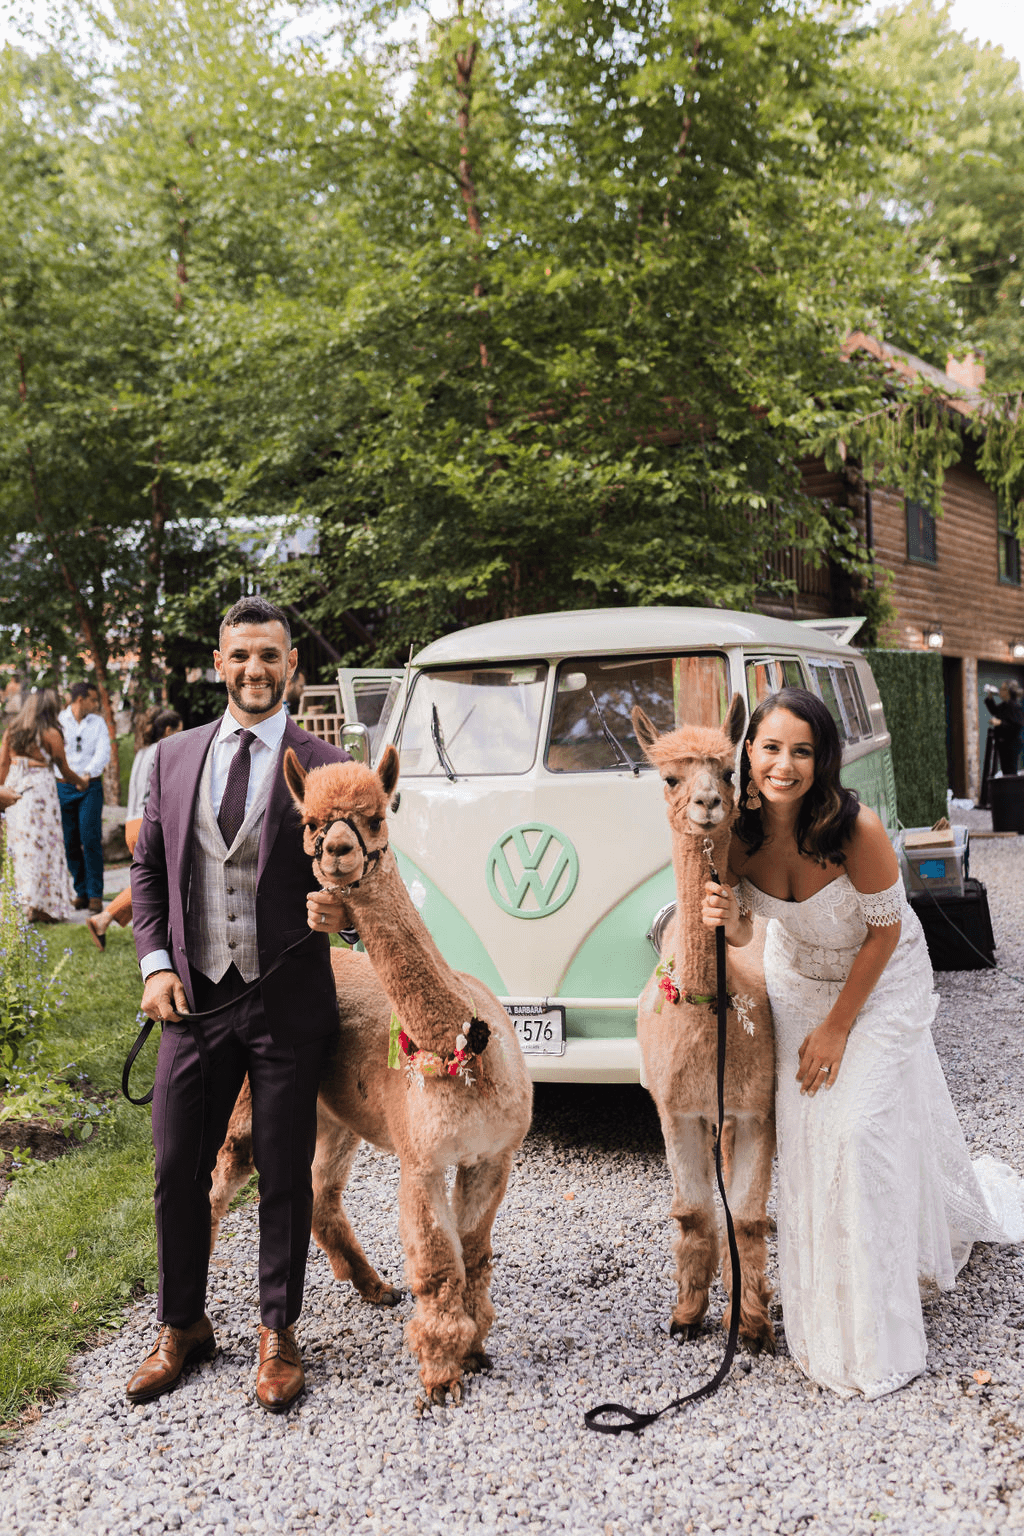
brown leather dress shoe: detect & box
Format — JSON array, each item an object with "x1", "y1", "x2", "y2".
[
  {"x1": 255, "y1": 1325, "x2": 305, "y2": 1412},
  {"x1": 125, "y1": 1317, "x2": 216, "y2": 1404},
  {"x1": 88, "y1": 898, "x2": 103, "y2": 913},
  {"x1": 73, "y1": 896, "x2": 90, "y2": 910}
]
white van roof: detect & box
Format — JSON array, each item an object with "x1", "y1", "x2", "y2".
[{"x1": 414, "y1": 607, "x2": 855, "y2": 667}]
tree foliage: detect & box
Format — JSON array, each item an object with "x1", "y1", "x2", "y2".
[
  {"x1": 0, "y1": 0, "x2": 1016, "y2": 684},
  {"x1": 856, "y1": 1, "x2": 1024, "y2": 387}
]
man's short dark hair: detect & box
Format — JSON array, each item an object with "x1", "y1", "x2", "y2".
[
  {"x1": 219, "y1": 596, "x2": 292, "y2": 649},
  {"x1": 69, "y1": 681, "x2": 99, "y2": 703}
]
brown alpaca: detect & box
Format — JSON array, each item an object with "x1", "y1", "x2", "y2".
[
  {"x1": 209, "y1": 745, "x2": 533, "y2": 1403},
  {"x1": 632, "y1": 696, "x2": 776, "y2": 1353}
]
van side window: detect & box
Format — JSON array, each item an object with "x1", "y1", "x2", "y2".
[
  {"x1": 547, "y1": 653, "x2": 730, "y2": 772},
  {"x1": 808, "y1": 661, "x2": 844, "y2": 735},
  {"x1": 807, "y1": 660, "x2": 873, "y2": 744},
  {"x1": 745, "y1": 657, "x2": 805, "y2": 711}
]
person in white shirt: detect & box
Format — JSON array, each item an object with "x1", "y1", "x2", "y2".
[{"x1": 56, "y1": 681, "x2": 112, "y2": 913}]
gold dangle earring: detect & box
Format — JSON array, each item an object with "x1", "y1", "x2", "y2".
[{"x1": 745, "y1": 777, "x2": 761, "y2": 811}]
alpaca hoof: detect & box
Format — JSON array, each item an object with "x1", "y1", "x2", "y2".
[
  {"x1": 369, "y1": 1284, "x2": 404, "y2": 1308},
  {"x1": 464, "y1": 1351, "x2": 493, "y2": 1374},
  {"x1": 669, "y1": 1319, "x2": 704, "y2": 1342},
  {"x1": 429, "y1": 1379, "x2": 462, "y2": 1406},
  {"x1": 742, "y1": 1327, "x2": 777, "y2": 1357}
]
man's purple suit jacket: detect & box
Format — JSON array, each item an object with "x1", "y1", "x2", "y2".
[{"x1": 131, "y1": 713, "x2": 349, "y2": 1035}]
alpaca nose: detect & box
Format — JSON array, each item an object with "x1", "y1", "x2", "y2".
[
  {"x1": 692, "y1": 786, "x2": 721, "y2": 813},
  {"x1": 323, "y1": 828, "x2": 358, "y2": 860}
]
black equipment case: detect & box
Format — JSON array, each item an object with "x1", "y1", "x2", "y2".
[{"x1": 909, "y1": 878, "x2": 996, "y2": 972}]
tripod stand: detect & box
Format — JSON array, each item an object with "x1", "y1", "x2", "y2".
[{"x1": 976, "y1": 727, "x2": 998, "y2": 811}]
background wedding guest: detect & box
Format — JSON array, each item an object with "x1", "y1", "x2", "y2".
[
  {"x1": 86, "y1": 706, "x2": 182, "y2": 950},
  {"x1": 56, "y1": 680, "x2": 111, "y2": 913},
  {"x1": 984, "y1": 680, "x2": 1024, "y2": 775},
  {"x1": 0, "y1": 689, "x2": 86, "y2": 922}
]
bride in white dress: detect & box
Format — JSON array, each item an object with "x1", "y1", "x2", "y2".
[{"x1": 702, "y1": 687, "x2": 1024, "y2": 1399}]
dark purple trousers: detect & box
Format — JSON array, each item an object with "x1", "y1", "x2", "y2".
[{"x1": 151, "y1": 964, "x2": 335, "y2": 1330}]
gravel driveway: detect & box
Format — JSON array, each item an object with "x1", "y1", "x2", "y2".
[{"x1": 2, "y1": 835, "x2": 1023, "y2": 1536}]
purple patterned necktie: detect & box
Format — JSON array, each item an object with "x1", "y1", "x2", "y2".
[{"x1": 217, "y1": 728, "x2": 256, "y2": 847}]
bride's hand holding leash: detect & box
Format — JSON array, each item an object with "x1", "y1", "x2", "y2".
[{"x1": 701, "y1": 880, "x2": 748, "y2": 947}]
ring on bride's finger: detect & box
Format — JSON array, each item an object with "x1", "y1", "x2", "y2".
[{"x1": 818, "y1": 1065, "x2": 830, "y2": 1076}]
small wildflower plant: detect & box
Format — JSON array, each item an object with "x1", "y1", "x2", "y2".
[{"x1": 0, "y1": 847, "x2": 108, "y2": 1156}]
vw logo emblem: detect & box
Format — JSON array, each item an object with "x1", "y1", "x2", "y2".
[{"x1": 486, "y1": 823, "x2": 579, "y2": 920}]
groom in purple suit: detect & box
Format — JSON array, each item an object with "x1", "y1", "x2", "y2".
[{"x1": 128, "y1": 595, "x2": 348, "y2": 1411}]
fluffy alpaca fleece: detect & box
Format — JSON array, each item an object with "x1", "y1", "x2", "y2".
[
  {"x1": 632, "y1": 695, "x2": 776, "y2": 1353},
  {"x1": 211, "y1": 746, "x2": 533, "y2": 1404}
]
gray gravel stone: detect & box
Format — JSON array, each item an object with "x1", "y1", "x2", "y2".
[{"x1": 1, "y1": 828, "x2": 1023, "y2": 1534}]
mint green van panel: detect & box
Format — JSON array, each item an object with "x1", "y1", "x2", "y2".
[
  {"x1": 558, "y1": 863, "x2": 675, "y2": 1036},
  {"x1": 393, "y1": 849, "x2": 508, "y2": 995},
  {"x1": 842, "y1": 744, "x2": 898, "y2": 829}
]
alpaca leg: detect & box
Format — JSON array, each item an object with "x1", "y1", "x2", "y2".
[
  {"x1": 662, "y1": 1112, "x2": 718, "y2": 1339},
  {"x1": 399, "y1": 1165, "x2": 476, "y2": 1402},
  {"x1": 720, "y1": 1111, "x2": 776, "y2": 1353},
  {"x1": 452, "y1": 1154, "x2": 514, "y2": 1368},
  {"x1": 209, "y1": 1076, "x2": 255, "y2": 1253},
  {"x1": 312, "y1": 1109, "x2": 401, "y2": 1306}
]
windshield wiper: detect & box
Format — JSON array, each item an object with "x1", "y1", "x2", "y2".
[
  {"x1": 589, "y1": 690, "x2": 640, "y2": 776},
  {"x1": 430, "y1": 703, "x2": 457, "y2": 781}
]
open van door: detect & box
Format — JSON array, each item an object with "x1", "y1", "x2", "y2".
[{"x1": 337, "y1": 669, "x2": 403, "y2": 761}]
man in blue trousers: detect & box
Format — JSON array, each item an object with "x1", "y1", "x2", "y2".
[{"x1": 57, "y1": 681, "x2": 111, "y2": 912}]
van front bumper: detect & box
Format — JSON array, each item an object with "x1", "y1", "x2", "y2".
[{"x1": 523, "y1": 1035, "x2": 644, "y2": 1086}]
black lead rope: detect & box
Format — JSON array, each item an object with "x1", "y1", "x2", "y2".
[
  {"x1": 121, "y1": 927, "x2": 336, "y2": 1109},
  {"x1": 584, "y1": 905, "x2": 743, "y2": 1435}
]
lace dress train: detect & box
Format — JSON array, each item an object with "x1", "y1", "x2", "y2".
[{"x1": 740, "y1": 874, "x2": 1024, "y2": 1399}]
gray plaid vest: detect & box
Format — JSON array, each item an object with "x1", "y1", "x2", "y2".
[{"x1": 184, "y1": 738, "x2": 275, "y2": 983}]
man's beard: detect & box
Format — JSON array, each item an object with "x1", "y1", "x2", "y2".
[{"x1": 226, "y1": 674, "x2": 286, "y2": 716}]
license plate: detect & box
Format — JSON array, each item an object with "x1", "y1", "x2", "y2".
[{"x1": 505, "y1": 1003, "x2": 566, "y2": 1056}]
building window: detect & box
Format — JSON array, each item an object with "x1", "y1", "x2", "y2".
[
  {"x1": 998, "y1": 506, "x2": 1021, "y2": 586},
  {"x1": 906, "y1": 499, "x2": 937, "y2": 564}
]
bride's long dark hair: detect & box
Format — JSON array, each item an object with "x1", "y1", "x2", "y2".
[{"x1": 735, "y1": 687, "x2": 860, "y2": 866}]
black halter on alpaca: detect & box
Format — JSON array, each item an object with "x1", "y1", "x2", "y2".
[{"x1": 313, "y1": 814, "x2": 388, "y2": 893}]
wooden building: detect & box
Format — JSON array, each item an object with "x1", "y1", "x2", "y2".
[{"x1": 756, "y1": 339, "x2": 1024, "y2": 800}]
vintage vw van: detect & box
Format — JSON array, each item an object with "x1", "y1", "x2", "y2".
[{"x1": 340, "y1": 608, "x2": 896, "y2": 1084}]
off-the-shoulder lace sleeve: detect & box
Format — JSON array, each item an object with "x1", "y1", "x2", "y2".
[
  {"x1": 736, "y1": 878, "x2": 758, "y2": 918},
  {"x1": 856, "y1": 877, "x2": 905, "y2": 927}
]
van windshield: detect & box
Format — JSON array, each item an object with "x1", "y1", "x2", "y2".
[
  {"x1": 398, "y1": 664, "x2": 547, "y2": 777},
  {"x1": 547, "y1": 653, "x2": 731, "y2": 772}
]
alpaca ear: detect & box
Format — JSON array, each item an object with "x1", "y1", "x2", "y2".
[
  {"x1": 631, "y1": 706, "x2": 660, "y2": 759},
  {"x1": 377, "y1": 742, "x2": 399, "y2": 798},
  {"x1": 283, "y1": 747, "x2": 308, "y2": 806},
  {"x1": 723, "y1": 691, "x2": 747, "y2": 748}
]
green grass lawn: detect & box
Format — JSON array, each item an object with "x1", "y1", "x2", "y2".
[{"x1": 0, "y1": 922, "x2": 159, "y2": 1428}]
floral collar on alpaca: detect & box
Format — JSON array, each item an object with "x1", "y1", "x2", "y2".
[
  {"x1": 654, "y1": 955, "x2": 756, "y2": 1036},
  {"x1": 387, "y1": 1012, "x2": 491, "y2": 1088}
]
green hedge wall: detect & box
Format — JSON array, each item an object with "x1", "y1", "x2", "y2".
[{"x1": 863, "y1": 649, "x2": 948, "y2": 828}]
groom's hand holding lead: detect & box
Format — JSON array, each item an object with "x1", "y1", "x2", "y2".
[{"x1": 140, "y1": 969, "x2": 190, "y2": 1023}]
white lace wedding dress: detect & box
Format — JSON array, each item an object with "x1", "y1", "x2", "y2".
[{"x1": 739, "y1": 873, "x2": 1024, "y2": 1399}]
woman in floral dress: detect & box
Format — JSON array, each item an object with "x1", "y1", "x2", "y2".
[{"x1": 0, "y1": 690, "x2": 86, "y2": 922}]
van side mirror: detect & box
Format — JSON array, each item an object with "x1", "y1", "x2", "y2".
[{"x1": 341, "y1": 722, "x2": 370, "y2": 763}]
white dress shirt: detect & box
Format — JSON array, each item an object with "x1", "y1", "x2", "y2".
[
  {"x1": 56, "y1": 707, "x2": 111, "y2": 781},
  {"x1": 140, "y1": 705, "x2": 288, "y2": 981}
]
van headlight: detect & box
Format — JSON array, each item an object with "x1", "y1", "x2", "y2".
[{"x1": 647, "y1": 902, "x2": 676, "y2": 956}]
